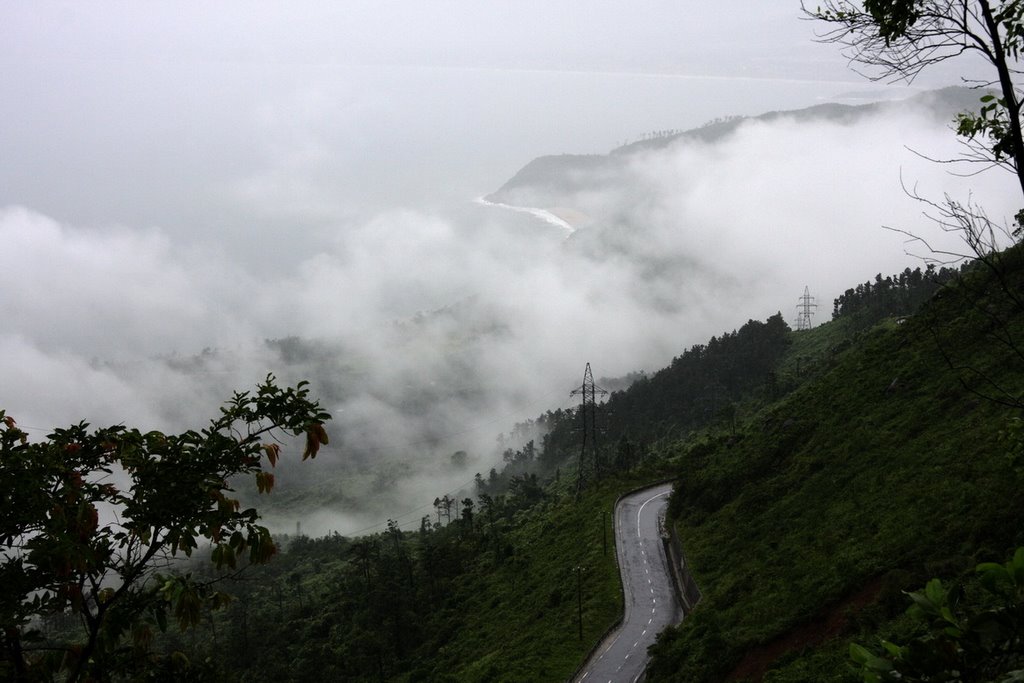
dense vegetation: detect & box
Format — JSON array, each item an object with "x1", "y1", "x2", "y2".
[
  {"x1": 646, "y1": 246, "x2": 1024, "y2": 681},
  {"x1": 830, "y1": 265, "x2": 960, "y2": 326},
  {"x1": 488, "y1": 311, "x2": 793, "y2": 492},
  {"x1": 0, "y1": 377, "x2": 330, "y2": 682},
  {"x1": 137, "y1": 469, "x2": 677, "y2": 682}
]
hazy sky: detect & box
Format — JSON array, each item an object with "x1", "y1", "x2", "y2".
[
  {"x1": 0, "y1": 2, "x2": 938, "y2": 258},
  {"x1": 3, "y1": 3, "x2": 838, "y2": 74},
  {"x1": 1, "y1": 2, "x2": 1014, "y2": 533}
]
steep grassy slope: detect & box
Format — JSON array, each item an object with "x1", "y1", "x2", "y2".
[{"x1": 646, "y1": 250, "x2": 1024, "y2": 681}]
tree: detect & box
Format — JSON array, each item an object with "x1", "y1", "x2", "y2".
[
  {"x1": 804, "y1": 0, "x2": 1024, "y2": 219},
  {"x1": 850, "y1": 547, "x2": 1024, "y2": 682},
  {"x1": 459, "y1": 498, "x2": 475, "y2": 537},
  {"x1": 0, "y1": 375, "x2": 331, "y2": 682},
  {"x1": 806, "y1": 1, "x2": 1024, "y2": 411}
]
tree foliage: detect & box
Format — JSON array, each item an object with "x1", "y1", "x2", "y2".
[
  {"x1": 0, "y1": 375, "x2": 330, "y2": 682},
  {"x1": 832, "y1": 264, "x2": 962, "y2": 321},
  {"x1": 851, "y1": 548, "x2": 1024, "y2": 682},
  {"x1": 804, "y1": 0, "x2": 1024, "y2": 217},
  {"x1": 482, "y1": 314, "x2": 793, "y2": 496}
]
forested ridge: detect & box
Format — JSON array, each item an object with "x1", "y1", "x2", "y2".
[
  {"x1": 647, "y1": 245, "x2": 1024, "y2": 681},
  {"x1": 831, "y1": 265, "x2": 961, "y2": 326}
]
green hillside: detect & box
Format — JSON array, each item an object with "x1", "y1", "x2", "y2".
[
  {"x1": 646, "y1": 249, "x2": 1024, "y2": 681},
  {"x1": 142, "y1": 467, "x2": 677, "y2": 682}
]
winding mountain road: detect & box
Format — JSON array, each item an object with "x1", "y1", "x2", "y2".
[{"x1": 574, "y1": 482, "x2": 682, "y2": 683}]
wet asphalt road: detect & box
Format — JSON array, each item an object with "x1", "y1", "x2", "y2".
[{"x1": 574, "y1": 482, "x2": 682, "y2": 683}]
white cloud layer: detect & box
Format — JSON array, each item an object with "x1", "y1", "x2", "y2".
[
  {"x1": 0, "y1": 3, "x2": 1015, "y2": 534},
  {"x1": 2, "y1": 100, "x2": 1016, "y2": 446}
]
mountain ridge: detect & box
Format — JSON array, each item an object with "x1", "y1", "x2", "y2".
[{"x1": 486, "y1": 86, "x2": 987, "y2": 213}]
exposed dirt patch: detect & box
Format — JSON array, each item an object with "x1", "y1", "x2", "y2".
[{"x1": 725, "y1": 576, "x2": 884, "y2": 682}]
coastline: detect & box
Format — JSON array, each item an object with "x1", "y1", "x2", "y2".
[{"x1": 473, "y1": 196, "x2": 578, "y2": 235}]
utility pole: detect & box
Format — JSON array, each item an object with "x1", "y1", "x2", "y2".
[
  {"x1": 573, "y1": 565, "x2": 586, "y2": 640},
  {"x1": 602, "y1": 511, "x2": 607, "y2": 556},
  {"x1": 795, "y1": 286, "x2": 817, "y2": 331},
  {"x1": 571, "y1": 363, "x2": 608, "y2": 497}
]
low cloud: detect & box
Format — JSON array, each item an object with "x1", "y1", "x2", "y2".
[{"x1": 1, "y1": 94, "x2": 1016, "y2": 535}]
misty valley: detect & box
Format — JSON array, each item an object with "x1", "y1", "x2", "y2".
[{"x1": 85, "y1": 87, "x2": 1010, "y2": 540}]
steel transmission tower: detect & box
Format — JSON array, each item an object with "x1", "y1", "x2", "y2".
[
  {"x1": 571, "y1": 363, "x2": 608, "y2": 496},
  {"x1": 795, "y1": 286, "x2": 817, "y2": 331}
]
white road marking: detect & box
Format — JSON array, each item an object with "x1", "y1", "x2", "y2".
[
  {"x1": 599, "y1": 631, "x2": 623, "y2": 657},
  {"x1": 636, "y1": 490, "x2": 670, "y2": 537},
  {"x1": 576, "y1": 485, "x2": 675, "y2": 683}
]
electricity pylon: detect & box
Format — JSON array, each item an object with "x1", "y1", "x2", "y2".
[
  {"x1": 796, "y1": 286, "x2": 817, "y2": 331},
  {"x1": 572, "y1": 363, "x2": 608, "y2": 496}
]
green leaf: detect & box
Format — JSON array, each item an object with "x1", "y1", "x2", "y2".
[
  {"x1": 978, "y1": 562, "x2": 1011, "y2": 596},
  {"x1": 850, "y1": 642, "x2": 873, "y2": 664},
  {"x1": 924, "y1": 578, "x2": 945, "y2": 605},
  {"x1": 879, "y1": 639, "x2": 903, "y2": 657},
  {"x1": 907, "y1": 589, "x2": 939, "y2": 616}
]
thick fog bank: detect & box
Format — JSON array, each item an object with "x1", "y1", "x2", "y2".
[{"x1": 2, "y1": 92, "x2": 1017, "y2": 536}]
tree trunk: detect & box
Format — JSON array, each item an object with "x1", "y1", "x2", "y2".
[{"x1": 979, "y1": 0, "x2": 1024, "y2": 205}]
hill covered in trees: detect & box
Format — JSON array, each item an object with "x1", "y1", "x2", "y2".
[{"x1": 646, "y1": 248, "x2": 1024, "y2": 681}]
